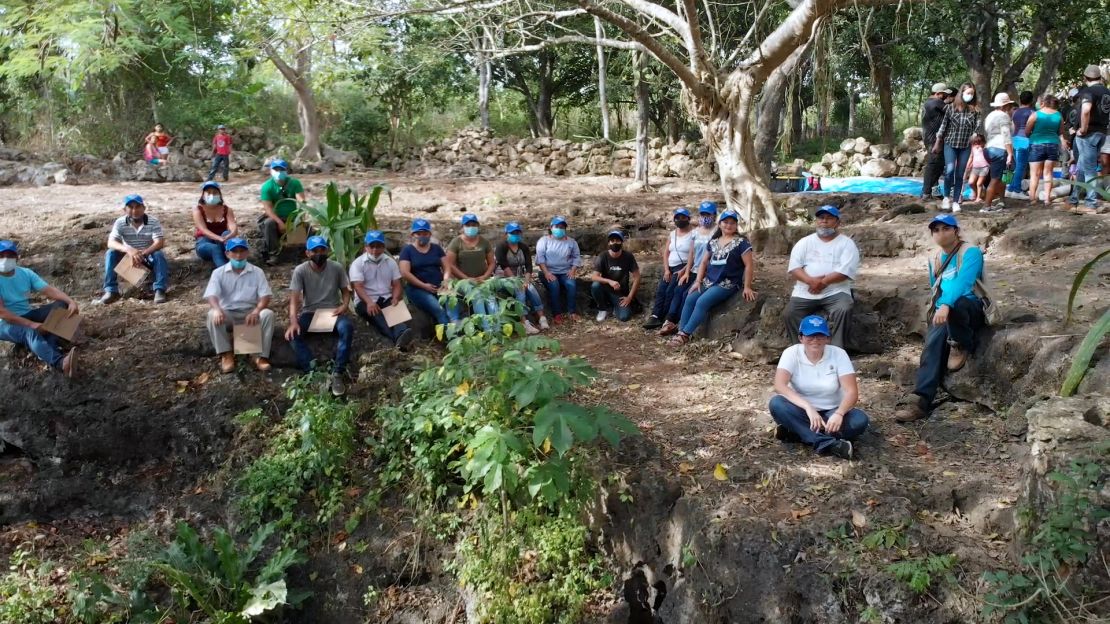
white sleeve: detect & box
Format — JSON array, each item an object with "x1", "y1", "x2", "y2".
[
  {"x1": 833, "y1": 347, "x2": 856, "y2": 376},
  {"x1": 786, "y1": 237, "x2": 807, "y2": 272},
  {"x1": 348, "y1": 257, "x2": 363, "y2": 284},
  {"x1": 388, "y1": 258, "x2": 402, "y2": 281},
  {"x1": 202, "y1": 270, "x2": 221, "y2": 301},
  {"x1": 836, "y1": 238, "x2": 861, "y2": 279},
  {"x1": 776, "y1": 345, "x2": 798, "y2": 374}
]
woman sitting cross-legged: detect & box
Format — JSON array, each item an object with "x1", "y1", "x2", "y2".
[{"x1": 768, "y1": 315, "x2": 870, "y2": 460}]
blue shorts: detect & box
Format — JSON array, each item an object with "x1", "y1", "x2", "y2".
[
  {"x1": 1028, "y1": 142, "x2": 1058, "y2": 163},
  {"x1": 985, "y1": 147, "x2": 1007, "y2": 180}
]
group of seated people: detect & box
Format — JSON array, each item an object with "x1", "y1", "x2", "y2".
[{"x1": 0, "y1": 160, "x2": 990, "y2": 458}]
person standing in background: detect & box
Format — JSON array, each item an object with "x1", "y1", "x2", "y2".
[{"x1": 920, "y1": 82, "x2": 949, "y2": 201}]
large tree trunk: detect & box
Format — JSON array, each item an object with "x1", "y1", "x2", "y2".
[
  {"x1": 594, "y1": 17, "x2": 610, "y2": 140},
  {"x1": 1032, "y1": 31, "x2": 1069, "y2": 96},
  {"x1": 267, "y1": 43, "x2": 323, "y2": 161},
  {"x1": 633, "y1": 50, "x2": 650, "y2": 187},
  {"x1": 478, "y1": 54, "x2": 491, "y2": 130},
  {"x1": 755, "y1": 46, "x2": 807, "y2": 179},
  {"x1": 789, "y1": 77, "x2": 804, "y2": 145},
  {"x1": 871, "y1": 57, "x2": 894, "y2": 144}
]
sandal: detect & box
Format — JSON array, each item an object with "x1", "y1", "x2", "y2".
[
  {"x1": 656, "y1": 321, "x2": 678, "y2": 336},
  {"x1": 667, "y1": 332, "x2": 690, "y2": 347}
]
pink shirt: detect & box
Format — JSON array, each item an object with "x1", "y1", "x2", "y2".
[{"x1": 970, "y1": 145, "x2": 987, "y2": 168}]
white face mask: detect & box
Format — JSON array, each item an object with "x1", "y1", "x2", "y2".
[
  {"x1": 203, "y1": 194, "x2": 221, "y2": 205},
  {"x1": 962, "y1": 93, "x2": 974, "y2": 103},
  {"x1": 0, "y1": 258, "x2": 15, "y2": 272}
]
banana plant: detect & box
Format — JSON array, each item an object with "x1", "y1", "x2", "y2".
[{"x1": 291, "y1": 182, "x2": 390, "y2": 266}]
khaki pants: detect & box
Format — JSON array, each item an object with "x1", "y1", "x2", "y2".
[{"x1": 207, "y1": 308, "x2": 273, "y2": 357}]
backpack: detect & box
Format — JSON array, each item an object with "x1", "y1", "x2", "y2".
[{"x1": 927, "y1": 244, "x2": 1000, "y2": 325}]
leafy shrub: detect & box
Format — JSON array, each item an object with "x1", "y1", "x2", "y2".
[
  {"x1": 294, "y1": 182, "x2": 387, "y2": 267},
  {"x1": 0, "y1": 547, "x2": 64, "y2": 624},
  {"x1": 887, "y1": 554, "x2": 957, "y2": 594}
]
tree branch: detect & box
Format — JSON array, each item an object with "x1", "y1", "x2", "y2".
[{"x1": 486, "y1": 35, "x2": 644, "y2": 60}]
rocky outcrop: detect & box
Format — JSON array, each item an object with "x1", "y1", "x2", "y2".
[{"x1": 809, "y1": 128, "x2": 929, "y2": 178}]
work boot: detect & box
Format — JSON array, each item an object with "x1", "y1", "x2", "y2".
[
  {"x1": 219, "y1": 352, "x2": 235, "y2": 374},
  {"x1": 98, "y1": 291, "x2": 120, "y2": 305},
  {"x1": 947, "y1": 345, "x2": 968, "y2": 371},
  {"x1": 330, "y1": 374, "x2": 347, "y2": 397},
  {"x1": 254, "y1": 357, "x2": 271, "y2": 372},
  {"x1": 894, "y1": 402, "x2": 927, "y2": 423},
  {"x1": 153, "y1": 289, "x2": 167, "y2": 304}
]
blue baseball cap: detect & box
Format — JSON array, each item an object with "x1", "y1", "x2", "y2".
[
  {"x1": 815, "y1": 205, "x2": 841, "y2": 219},
  {"x1": 270, "y1": 159, "x2": 289, "y2": 170},
  {"x1": 698, "y1": 200, "x2": 718, "y2": 214},
  {"x1": 719, "y1": 210, "x2": 740, "y2": 222},
  {"x1": 929, "y1": 214, "x2": 959, "y2": 229},
  {"x1": 201, "y1": 181, "x2": 221, "y2": 191},
  {"x1": 799, "y1": 315, "x2": 831, "y2": 336},
  {"x1": 364, "y1": 230, "x2": 386, "y2": 245},
  {"x1": 224, "y1": 237, "x2": 249, "y2": 252},
  {"x1": 607, "y1": 230, "x2": 625, "y2": 240},
  {"x1": 505, "y1": 221, "x2": 523, "y2": 233},
  {"x1": 461, "y1": 213, "x2": 480, "y2": 225},
  {"x1": 550, "y1": 215, "x2": 568, "y2": 226},
  {"x1": 306, "y1": 235, "x2": 329, "y2": 251},
  {"x1": 411, "y1": 218, "x2": 432, "y2": 233},
  {"x1": 123, "y1": 194, "x2": 144, "y2": 206},
  {"x1": 674, "y1": 208, "x2": 691, "y2": 218},
  {"x1": 216, "y1": 124, "x2": 227, "y2": 130},
  {"x1": 0, "y1": 240, "x2": 18, "y2": 255}
]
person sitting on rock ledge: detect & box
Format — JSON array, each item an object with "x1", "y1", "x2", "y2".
[
  {"x1": 0, "y1": 240, "x2": 78, "y2": 377},
  {"x1": 258, "y1": 159, "x2": 307, "y2": 266},
  {"x1": 895, "y1": 214, "x2": 986, "y2": 423},
  {"x1": 350, "y1": 230, "x2": 415, "y2": 350},
  {"x1": 645, "y1": 207, "x2": 695, "y2": 335},
  {"x1": 590, "y1": 230, "x2": 641, "y2": 322},
  {"x1": 203, "y1": 238, "x2": 273, "y2": 373},
  {"x1": 769, "y1": 315, "x2": 868, "y2": 460},
  {"x1": 100, "y1": 194, "x2": 170, "y2": 305},
  {"x1": 193, "y1": 181, "x2": 239, "y2": 268},
  {"x1": 535, "y1": 215, "x2": 582, "y2": 325},
  {"x1": 783, "y1": 205, "x2": 859, "y2": 349}
]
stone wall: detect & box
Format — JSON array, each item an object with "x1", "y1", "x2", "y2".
[{"x1": 808, "y1": 127, "x2": 929, "y2": 178}]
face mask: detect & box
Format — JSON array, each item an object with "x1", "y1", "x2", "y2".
[
  {"x1": 229, "y1": 259, "x2": 247, "y2": 270},
  {"x1": 551, "y1": 228, "x2": 567, "y2": 239},
  {"x1": 464, "y1": 226, "x2": 480, "y2": 237},
  {"x1": 204, "y1": 194, "x2": 221, "y2": 206},
  {"x1": 414, "y1": 235, "x2": 431, "y2": 246},
  {"x1": 962, "y1": 93, "x2": 974, "y2": 103},
  {"x1": 674, "y1": 218, "x2": 690, "y2": 229},
  {"x1": 310, "y1": 254, "x2": 328, "y2": 267},
  {"x1": 0, "y1": 258, "x2": 15, "y2": 273},
  {"x1": 367, "y1": 252, "x2": 384, "y2": 263},
  {"x1": 271, "y1": 170, "x2": 288, "y2": 182},
  {"x1": 700, "y1": 215, "x2": 715, "y2": 227},
  {"x1": 816, "y1": 226, "x2": 837, "y2": 238},
  {"x1": 608, "y1": 243, "x2": 623, "y2": 252},
  {"x1": 507, "y1": 234, "x2": 522, "y2": 244}
]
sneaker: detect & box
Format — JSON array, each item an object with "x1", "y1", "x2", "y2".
[
  {"x1": 219, "y1": 352, "x2": 235, "y2": 374},
  {"x1": 524, "y1": 320, "x2": 539, "y2": 335},
  {"x1": 947, "y1": 344, "x2": 968, "y2": 371},
  {"x1": 254, "y1": 357, "x2": 271, "y2": 372},
  {"x1": 153, "y1": 289, "x2": 167, "y2": 304},
  {"x1": 538, "y1": 316, "x2": 550, "y2": 330},
  {"x1": 553, "y1": 314, "x2": 566, "y2": 326},
  {"x1": 98, "y1": 291, "x2": 120, "y2": 305},
  {"x1": 940, "y1": 198, "x2": 951, "y2": 211},
  {"x1": 330, "y1": 374, "x2": 347, "y2": 397},
  {"x1": 774, "y1": 425, "x2": 800, "y2": 443},
  {"x1": 828, "y1": 440, "x2": 854, "y2": 460},
  {"x1": 951, "y1": 202, "x2": 961, "y2": 213},
  {"x1": 395, "y1": 327, "x2": 415, "y2": 350},
  {"x1": 642, "y1": 315, "x2": 664, "y2": 330},
  {"x1": 656, "y1": 320, "x2": 678, "y2": 336},
  {"x1": 595, "y1": 310, "x2": 609, "y2": 322},
  {"x1": 1005, "y1": 190, "x2": 1029, "y2": 200},
  {"x1": 894, "y1": 402, "x2": 927, "y2": 423}
]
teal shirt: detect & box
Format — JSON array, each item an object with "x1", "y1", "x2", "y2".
[
  {"x1": 1029, "y1": 111, "x2": 1061, "y2": 145},
  {"x1": 0, "y1": 267, "x2": 47, "y2": 319},
  {"x1": 928, "y1": 246, "x2": 983, "y2": 309}
]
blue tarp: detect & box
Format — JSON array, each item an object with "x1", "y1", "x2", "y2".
[{"x1": 809, "y1": 176, "x2": 923, "y2": 195}]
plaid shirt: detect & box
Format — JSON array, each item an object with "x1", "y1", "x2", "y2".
[{"x1": 936, "y1": 104, "x2": 981, "y2": 149}]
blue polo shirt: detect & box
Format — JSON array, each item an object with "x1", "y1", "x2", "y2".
[
  {"x1": 0, "y1": 267, "x2": 47, "y2": 319},
  {"x1": 929, "y1": 246, "x2": 983, "y2": 309}
]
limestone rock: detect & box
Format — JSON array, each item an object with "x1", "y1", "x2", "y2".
[
  {"x1": 853, "y1": 137, "x2": 872, "y2": 154},
  {"x1": 860, "y1": 159, "x2": 897, "y2": 177}
]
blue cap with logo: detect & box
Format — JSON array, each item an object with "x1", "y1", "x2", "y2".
[
  {"x1": 815, "y1": 205, "x2": 841, "y2": 219},
  {"x1": 929, "y1": 214, "x2": 959, "y2": 229},
  {"x1": 364, "y1": 230, "x2": 386, "y2": 245},
  {"x1": 461, "y1": 213, "x2": 480, "y2": 225},
  {"x1": 698, "y1": 200, "x2": 718, "y2": 215},
  {"x1": 123, "y1": 194, "x2": 144, "y2": 206},
  {"x1": 607, "y1": 230, "x2": 625, "y2": 240},
  {"x1": 411, "y1": 218, "x2": 432, "y2": 233},
  {"x1": 306, "y1": 235, "x2": 329, "y2": 251},
  {"x1": 719, "y1": 209, "x2": 740, "y2": 222},
  {"x1": 201, "y1": 181, "x2": 221, "y2": 191},
  {"x1": 505, "y1": 221, "x2": 522, "y2": 233},
  {"x1": 0, "y1": 240, "x2": 18, "y2": 255},
  {"x1": 674, "y1": 207, "x2": 691, "y2": 218},
  {"x1": 799, "y1": 315, "x2": 831, "y2": 336},
  {"x1": 550, "y1": 215, "x2": 568, "y2": 226},
  {"x1": 224, "y1": 237, "x2": 249, "y2": 252},
  {"x1": 270, "y1": 159, "x2": 289, "y2": 170}
]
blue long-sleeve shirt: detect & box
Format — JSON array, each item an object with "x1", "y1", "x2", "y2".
[
  {"x1": 535, "y1": 236, "x2": 581, "y2": 274},
  {"x1": 928, "y1": 245, "x2": 983, "y2": 309}
]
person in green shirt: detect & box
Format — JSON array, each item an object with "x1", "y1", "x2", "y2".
[{"x1": 258, "y1": 159, "x2": 307, "y2": 265}]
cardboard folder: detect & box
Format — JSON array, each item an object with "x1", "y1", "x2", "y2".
[
  {"x1": 381, "y1": 300, "x2": 412, "y2": 327},
  {"x1": 41, "y1": 307, "x2": 81, "y2": 341},
  {"x1": 113, "y1": 258, "x2": 149, "y2": 287},
  {"x1": 285, "y1": 223, "x2": 310, "y2": 247},
  {"x1": 308, "y1": 309, "x2": 338, "y2": 332},
  {"x1": 232, "y1": 323, "x2": 263, "y2": 355}
]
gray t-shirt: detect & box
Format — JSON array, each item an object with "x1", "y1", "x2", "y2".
[{"x1": 290, "y1": 260, "x2": 350, "y2": 313}]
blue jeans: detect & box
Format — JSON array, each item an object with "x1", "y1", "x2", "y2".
[
  {"x1": 404, "y1": 285, "x2": 450, "y2": 326},
  {"x1": 291, "y1": 311, "x2": 354, "y2": 373},
  {"x1": 1074, "y1": 133, "x2": 1106, "y2": 206},
  {"x1": 455, "y1": 281, "x2": 498, "y2": 331},
  {"x1": 944, "y1": 144, "x2": 972, "y2": 202},
  {"x1": 679, "y1": 284, "x2": 736, "y2": 335},
  {"x1": 650, "y1": 264, "x2": 686, "y2": 321},
  {"x1": 913, "y1": 297, "x2": 984, "y2": 411},
  {"x1": 195, "y1": 237, "x2": 229, "y2": 268},
  {"x1": 590, "y1": 282, "x2": 632, "y2": 321},
  {"x1": 516, "y1": 283, "x2": 544, "y2": 314},
  {"x1": 104, "y1": 249, "x2": 169, "y2": 293},
  {"x1": 768, "y1": 396, "x2": 869, "y2": 454},
  {"x1": 1007, "y1": 138, "x2": 1030, "y2": 192},
  {"x1": 0, "y1": 301, "x2": 67, "y2": 368},
  {"x1": 355, "y1": 297, "x2": 409, "y2": 343},
  {"x1": 541, "y1": 273, "x2": 577, "y2": 315}
]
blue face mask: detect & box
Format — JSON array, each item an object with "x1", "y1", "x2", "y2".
[
  {"x1": 229, "y1": 258, "x2": 247, "y2": 270},
  {"x1": 464, "y1": 226, "x2": 480, "y2": 237},
  {"x1": 271, "y1": 169, "x2": 288, "y2": 182},
  {"x1": 507, "y1": 234, "x2": 522, "y2": 244},
  {"x1": 700, "y1": 215, "x2": 715, "y2": 227},
  {"x1": 551, "y1": 228, "x2": 567, "y2": 239}
]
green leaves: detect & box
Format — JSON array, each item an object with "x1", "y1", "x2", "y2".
[
  {"x1": 533, "y1": 401, "x2": 596, "y2": 456},
  {"x1": 298, "y1": 181, "x2": 388, "y2": 266}
]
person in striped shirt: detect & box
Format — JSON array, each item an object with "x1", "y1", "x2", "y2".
[{"x1": 100, "y1": 194, "x2": 170, "y2": 305}]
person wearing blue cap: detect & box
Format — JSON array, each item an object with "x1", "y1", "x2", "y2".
[
  {"x1": 258, "y1": 158, "x2": 307, "y2": 265},
  {"x1": 349, "y1": 230, "x2": 414, "y2": 350},
  {"x1": 100, "y1": 194, "x2": 169, "y2": 305},
  {"x1": 645, "y1": 207, "x2": 696, "y2": 333},
  {"x1": 399, "y1": 219, "x2": 452, "y2": 331},
  {"x1": 446, "y1": 213, "x2": 498, "y2": 329},
  {"x1": 589, "y1": 231, "x2": 641, "y2": 322},
  {"x1": 769, "y1": 315, "x2": 869, "y2": 460},
  {"x1": 667, "y1": 210, "x2": 756, "y2": 345},
  {"x1": 0, "y1": 239, "x2": 78, "y2": 376},
  {"x1": 495, "y1": 222, "x2": 547, "y2": 334},
  {"x1": 895, "y1": 215, "x2": 987, "y2": 423},
  {"x1": 285, "y1": 236, "x2": 354, "y2": 396},
  {"x1": 783, "y1": 205, "x2": 859, "y2": 349},
  {"x1": 193, "y1": 181, "x2": 240, "y2": 268},
  {"x1": 535, "y1": 215, "x2": 583, "y2": 324},
  {"x1": 203, "y1": 238, "x2": 274, "y2": 373}
]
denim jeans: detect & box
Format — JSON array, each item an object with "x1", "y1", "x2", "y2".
[
  {"x1": 291, "y1": 311, "x2": 354, "y2": 373},
  {"x1": 679, "y1": 284, "x2": 736, "y2": 335},
  {"x1": 355, "y1": 297, "x2": 409, "y2": 343},
  {"x1": 455, "y1": 281, "x2": 498, "y2": 331},
  {"x1": 404, "y1": 285, "x2": 450, "y2": 326},
  {"x1": 1074, "y1": 133, "x2": 1106, "y2": 206},
  {"x1": 1007, "y1": 138, "x2": 1030, "y2": 193},
  {"x1": 0, "y1": 301, "x2": 67, "y2": 368},
  {"x1": 768, "y1": 396, "x2": 869, "y2": 454},
  {"x1": 668, "y1": 281, "x2": 692, "y2": 322},
  {"x1": 912, "y1": 297, "x2": 985, "y2": 411},
  {"x1": 515, "y1": 283, "x2": 544, "y2": 314},
  {"x1": 650, "y1": 264, "x2": 686, "y2": 321},
  {"x1": 590, "y1": 282, "x2": 632, "y2": 321},
  {"x1": 195, "y1": 237, "x2": 229, "y2": 268},
  {"x1": 104, "y1": 249, "x2": 169, "y2": 293},
  {"x1": 944, "y1": 144, "x2": 972, "y2": 202},
  {"x1": 206, "y1": 155, "x2": 229, "y2": 181},
  {"x1": 541, "y1": 273, "x2": 577, "y2": 315}
]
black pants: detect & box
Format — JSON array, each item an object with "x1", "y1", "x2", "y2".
[
  {"x1": 258, "y1": 214, "x2": 282, "y2": 258},
  {"x1": 921, "y1": 150, "x2": 944, "y2": 198},
  {"x1": 912, "y1": 297, "x2": 985, "y2": 410}
]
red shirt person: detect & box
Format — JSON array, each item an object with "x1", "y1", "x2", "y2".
[{"x1": 206, "y1": 125, "x2": 233, "y2": 182}]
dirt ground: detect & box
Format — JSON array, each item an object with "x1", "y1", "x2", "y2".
[{"x1": 0, "y1": 170, "x2": 1107, "y2": 622}]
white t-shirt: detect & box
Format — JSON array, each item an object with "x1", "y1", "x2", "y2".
[
  {"x1": 666, "y1": 229, "x2": 695, "y2": 267},
  {"x1": 776, "y1": 344, "x2": 855, "y2": 410},
  {"x1": 984, "y1": 110, "x2": 1013, "y2": 151},
  {"x1": 787, "y1": 233, "x2": 861, "y2": 300},
  {"x1": 349, "y1": 253, "x2": 401, "y2": 301}
]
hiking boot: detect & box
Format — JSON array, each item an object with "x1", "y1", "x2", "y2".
[
  {"x1": 828, "y1": 440, "x2": 854, "y2": 460},
  {"x1": 219, "y1": 352, "x2": 235, "y2": 374},
  {"x1": 537, "y1": 315, "x2": 550, "y2": 330},
  {"x1": 330, "y1": 374, "x2": 347, "y2": 397},
  {"x1": 153, "y1": 289, "x2": 167, "y2": 304},
  {"x1": 595, "y1": 310, "x2": 609, "y2": 322},
  {"x1": 642, "y1": 315, "x2": 664, "y2": 330},
  {"x1": 254, "y1": 357, "x2": 271, "y2": 372},
  {"x1": 657, "y1": 320, "x2": 678, "y2": 336},
  {"x1": 894, "y1": 402, "x2": 928, "y2": 423},
  {"x1": 98, "y1": 291, "x2": 120, "y2": 305},
  {"x1": 947, "y1": 344, "x2": 968, "y2": 371},
  {"x1": 395, "y1": 327, "x2": 416, "y2": 350},
  {"x1": 774, "y1": 425, "x2": 800, "y2": 443}
]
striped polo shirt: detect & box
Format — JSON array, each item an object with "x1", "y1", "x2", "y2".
[{"x1": 109, "y1": 215, "x2": 164, "y2": 249}]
